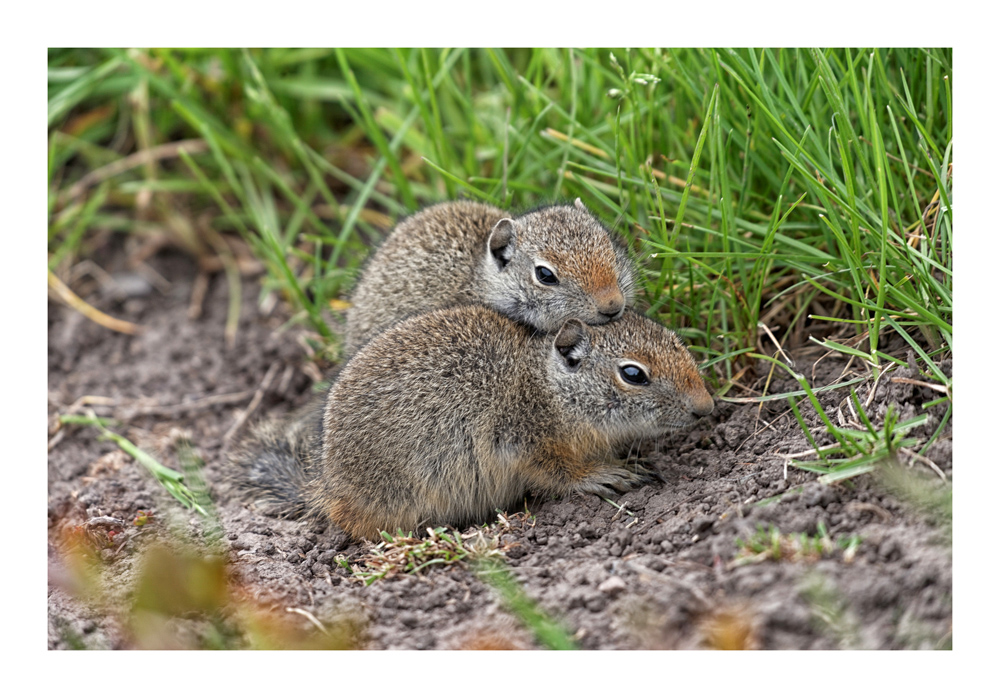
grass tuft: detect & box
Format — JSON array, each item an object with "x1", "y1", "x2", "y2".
[
  {"x1": 734, "y1": 522, "x2": 862, "y2": 566},
  {"x1": 348, "y1": 526, "x2": 503, "y2": 585}
]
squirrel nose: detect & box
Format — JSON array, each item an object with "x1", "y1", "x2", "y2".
[
  {"x1": 596, "y1": 289, "x2": 625, "y2": 319},
  {"x1": 690, "y1": 392, "x2": 715, "y2": 417}
]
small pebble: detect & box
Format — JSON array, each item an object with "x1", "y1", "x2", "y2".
[
  {"x1": 598, "y1": 575, "x2": 627, "y2": 598},
  {"x1": 693, "y1": 516, "x2": 714, "y2": 534}
]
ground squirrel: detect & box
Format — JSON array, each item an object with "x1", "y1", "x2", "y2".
[
  {"x1": 343, "y1": 199, "x2": 636, "y2": 357},
  {"x1": 235, "y1": 305, "x2": 713, "y2": 540}
]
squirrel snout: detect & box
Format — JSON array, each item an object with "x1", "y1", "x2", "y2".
[
  {"x1": 689, "y1": 391, "x2": 715, "y2": 417},
  {"x1": 595, "y1": 288, "x2": 626, "y2": 319}
]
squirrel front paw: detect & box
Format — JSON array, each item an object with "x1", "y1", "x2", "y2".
[{"x1": 571, "y1": 462, "x2": 661, "y2": 498}]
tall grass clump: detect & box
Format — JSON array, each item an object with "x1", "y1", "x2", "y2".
[{"x1": 48, "y1": 47, "x2": 951, "y2": 408}]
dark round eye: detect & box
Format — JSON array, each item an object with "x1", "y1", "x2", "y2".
[
  {"x1": 535, "y1": 265, "x2": 559, "y2": 285},
  {"x1": 619, "y1": 364, "x2": 649, "y2": 386}
]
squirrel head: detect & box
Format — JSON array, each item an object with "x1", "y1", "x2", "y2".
[
  {"x1": 546, "y1": 310, "x2": 714, "y2": 443},
  {"x1": 481, "y1": 199, "x2": 636, "y2": 332}
]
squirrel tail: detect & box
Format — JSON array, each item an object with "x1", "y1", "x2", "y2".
[{"x1": 229, "y1": 394, "x2": 326, "y2": 518}]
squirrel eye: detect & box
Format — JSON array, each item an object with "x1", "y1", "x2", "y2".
[
  {"x1": 619, "y1": 364, "x2": 649, "y2": 386},
  {"x1": 535, "y1": 265, "x2": 559, "y2": 285}
]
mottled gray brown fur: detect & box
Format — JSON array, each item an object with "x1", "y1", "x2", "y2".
[
  {"x1": 230, "y1": 395, "x2": 326, "y2": 518},
  {"x1": 343, "y1": 199, "x2": 636, "y2": 357},
  {"x1": 237, "y1": 306, "x2": 713, "y2": 540}
]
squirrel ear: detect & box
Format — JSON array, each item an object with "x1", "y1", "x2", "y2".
[
  {"x1": 574, "y1": 197, "x2": 587, "y2": 211},
  {"x1": 488, "y1": 218, "x2": 516, "y2": 269},
  {"x1": 553, "y1": 319, "x2": 591, "y2": 370}
]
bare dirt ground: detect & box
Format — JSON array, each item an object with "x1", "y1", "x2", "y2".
[{"x1": 47, "y1": 249, "x2": 952, "y2": 650}]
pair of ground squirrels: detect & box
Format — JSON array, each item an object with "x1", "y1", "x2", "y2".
[{"x1": 234, "y1": 199, "x2": 713, "y2": 540}]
